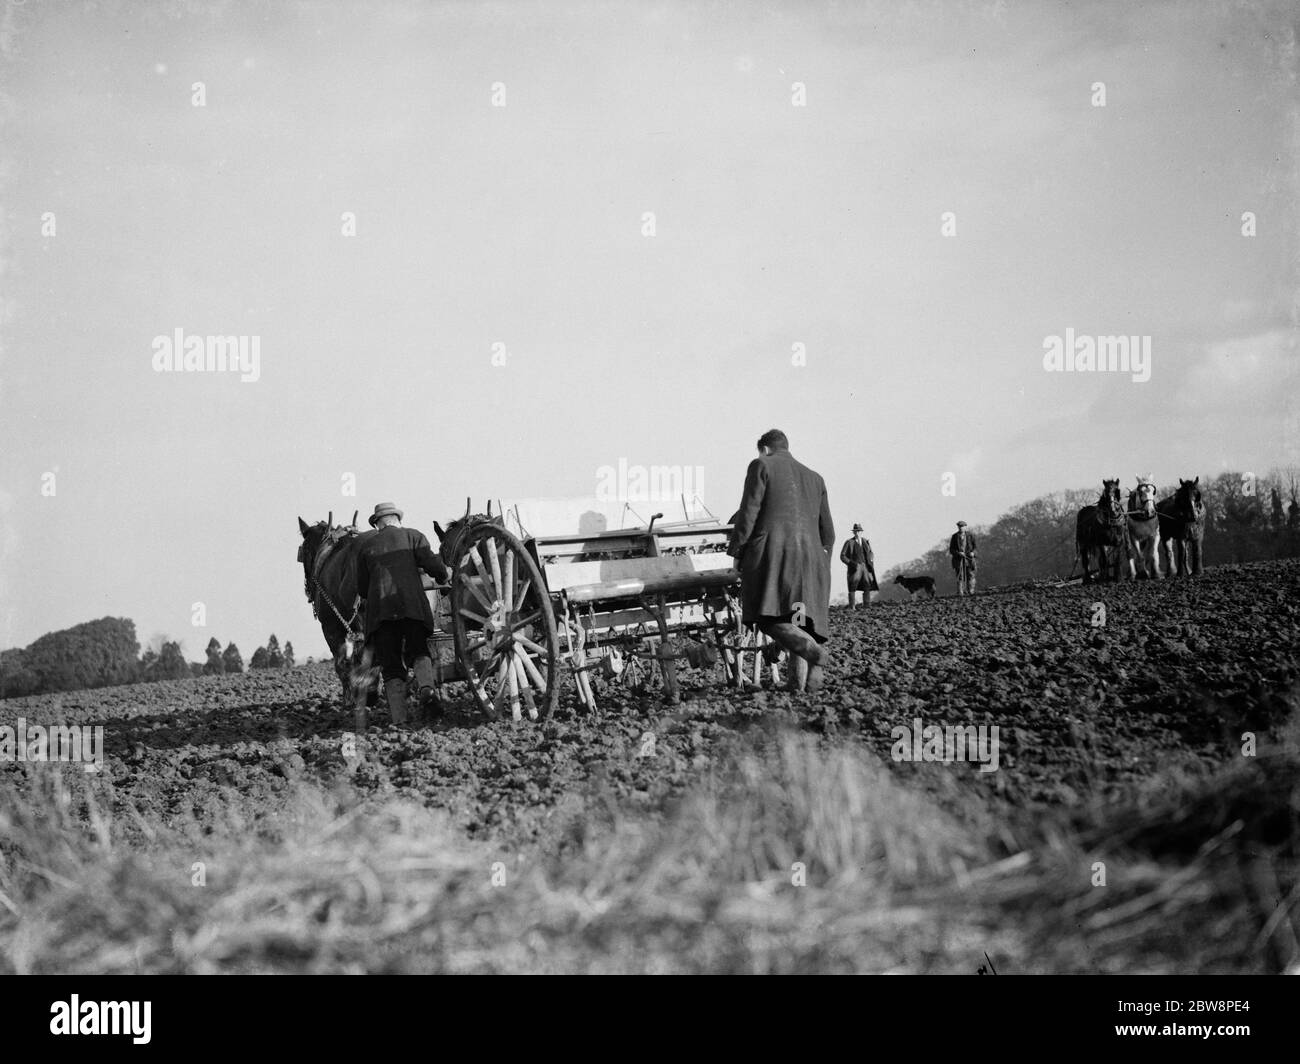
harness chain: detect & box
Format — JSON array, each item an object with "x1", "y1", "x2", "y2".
[{"x1": 307, "y1": 532, "x2": 363, "y2": 640}]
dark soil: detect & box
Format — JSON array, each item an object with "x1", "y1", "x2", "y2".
[{"x1": 6, "y1": 559, "x2": 1298, "y2": 852}]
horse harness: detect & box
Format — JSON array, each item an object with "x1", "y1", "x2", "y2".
[
  {"x1": 1125, "y1": 484, "x2": 1159, "y2": 521},
  {"x1": 1094, "y1": 496, "x2": 1127, "y2": 528},
  {"x1": 305, "y1": 528, "x2": 364, "y2": 643},
  {"x1": 1126, "y1": 482, "x2": 1204, "y2": 523}
]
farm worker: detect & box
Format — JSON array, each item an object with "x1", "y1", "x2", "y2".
[
  {"x1": 355, "y1": 502, "x2": 449, "y2": 725},
  {"x1": 948, "y1": 520, "x2": 977, "y2": 595},
  {"x1": 839, "y1": 523, "x2": 878, "y2": 609},
  {"x1": 729, "y1": 429, "x2": 835, "y2": 693}
]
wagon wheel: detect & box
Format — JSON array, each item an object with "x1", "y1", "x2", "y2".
[{"x1": 450, "y1": 522, "x2": 559, "y2": 721}]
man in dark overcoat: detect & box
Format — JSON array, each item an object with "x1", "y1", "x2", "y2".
[
  {"x1": 355, "y1": 501, "x2": 449, "y2": 724},
  {"x1": 728, "y1": 429, "x2": 835, "y2": 692},
  {"x1": 839, "y1": 523, "x2": 878, "y2": 608}
]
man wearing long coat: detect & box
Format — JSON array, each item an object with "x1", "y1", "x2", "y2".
[
  {"x1": 355, "y1": 501, "x2": 449, "y2": 724},
  {"x1": 729, "y1": 429, "x2": 835, "y2": 692},
  {"x1": 840, "y1": 523, "x2": 878, "y2": 608}
]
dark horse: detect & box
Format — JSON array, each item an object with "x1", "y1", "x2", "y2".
[
  {"x1": 433, "y1": 510, "x2": 502, "y2": 568},
  {"x1": 1158, "y1": 477, "x2": 1205, "y2": 576},
  {"x1": 1076, "y1": 479, "x2": 1129, "y2": 584},
  {"x1": 297, "y1": 514, "x2": 367, "y2": 698},
  {"x1": 298, "y1": 504, "x2": 501, "y2": 708}
]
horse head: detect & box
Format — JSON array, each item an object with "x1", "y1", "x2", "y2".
[
  {"x1": 1130, "y1": 475, "x2": 1157, "y2": 518},
  {"x1": 1098, "y1": 478, "x2": 1124, "y2": 524},
  {"x1": 433, "y1": 512, "x2": 504, "y2": 566},
  {"x1": 1175, "y1": 477, "x2": 1204, "y2": 522},
  {"x1": 297, "y1": 516, "x2": 333, "y2": 601}
]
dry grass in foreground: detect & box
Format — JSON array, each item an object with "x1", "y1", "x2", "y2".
[{"x1": 2, "y1": 727, "x2": 1296, "y2": 974}]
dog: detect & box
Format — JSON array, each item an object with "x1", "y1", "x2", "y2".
[{"x1": 894, "y1": 574, "x2": 936, "y2": 599}]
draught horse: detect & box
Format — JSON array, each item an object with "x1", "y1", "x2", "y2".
[
  {"x1": 297, "y1": 514, "x2": 367, "y2": 699},
  {"x1": 1126, "y1": 476, "x2": 1161, "y2": 579},
  {"x1": 1076, "y1": 479, "x2": 1129, "y2": 584},
  {"x1": 1158, "y1": 477, "x2": 1205, "y2": 576},
  {"x1": 298, "y1": 504, "x2": 502, "y2": 710}
]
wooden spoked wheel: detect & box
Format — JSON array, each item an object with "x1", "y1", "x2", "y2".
[{"x1": 450, "y1": 522, "x2": 559, "y2": 721}]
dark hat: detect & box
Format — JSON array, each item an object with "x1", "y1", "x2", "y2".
[
  {"x1": 956, "y1": 520, "x2": 967, "y2": 527},
  {"x1": 851, "y1": 523, "x2": 863, "y2": 532},
  {"x1": 368, "y1": 502, "x2": 404, "y2": 527}
]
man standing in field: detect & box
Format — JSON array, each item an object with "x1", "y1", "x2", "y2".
[
  {"x1": 355, "y1": 502, "x2": 449, "y2": 725},
  {"x1": 839, "y1": 523, "x2": 878, "y2": 608},
  {"x1": 949, "y1": 520, "x2": 977, "y2": 595},
  {"x1": 729, "y1": 429, "x2": 835, "y2": 692}
]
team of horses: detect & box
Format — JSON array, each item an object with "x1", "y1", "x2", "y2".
[{"x1": 1076, "y1": 476, "x2": 1205, "y2": 584}]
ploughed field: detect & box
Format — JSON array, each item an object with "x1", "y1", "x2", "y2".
[
  {"x1": 3, "y1": 558, "x2": 1298, "y2": 973},
  {"x1": 14, "y1": 559, "x2": 1298, "y2": 839}
]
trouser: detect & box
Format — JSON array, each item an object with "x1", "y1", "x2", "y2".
[
  {"x1": 952, "y1": 557, "x2": 976, "y2": 593},
  {"x1": 846, "y1": 565, "x2": 874, "y2": 595},
  {"x1": 369, "y1": 619, "x2": 432, "y2": 682}
]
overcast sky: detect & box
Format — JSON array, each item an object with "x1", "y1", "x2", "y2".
[{"x1": 1, "y1": 0, "x2": 1295, "y2": 658}]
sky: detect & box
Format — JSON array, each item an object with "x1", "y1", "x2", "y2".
[{"x1": 1, "y1": 0, "x2": 1296, "y2": 659}]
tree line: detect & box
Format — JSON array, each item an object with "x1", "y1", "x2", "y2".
[
  {"x1": 0, "y1": 618, "x2": 299, "y2": 699},
  {"x1": 877, "y1": 468, "x2": 1300, "y2": 598}
]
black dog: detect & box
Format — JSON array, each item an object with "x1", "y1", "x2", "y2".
[{"x1": 894, "y1": 574, "x2": 936, "y2": 599}]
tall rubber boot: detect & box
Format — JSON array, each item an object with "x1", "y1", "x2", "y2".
[
  {"x1": 385, "y1": 678, "x2": 410, "y2": 725},
  {"x1": 804, "y1": 638, "x2": 828, "y2": 692},
  {"x1": 412, "y1": 657, "x2": 441, "y2": 723},
  {"x1": 786, "y1": 654, "x2": 809, "y2": 693}
]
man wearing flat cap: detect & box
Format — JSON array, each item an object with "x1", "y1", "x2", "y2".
[
  {"x1": 355, "y1": 502, "x2": 449, "y2": 725},
  {"x1": 948, "y1": 520, "x2": 977, "y2": 596},
  {"x1": 839, "y1": 523, "x2": 878, "y2": 608}
]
